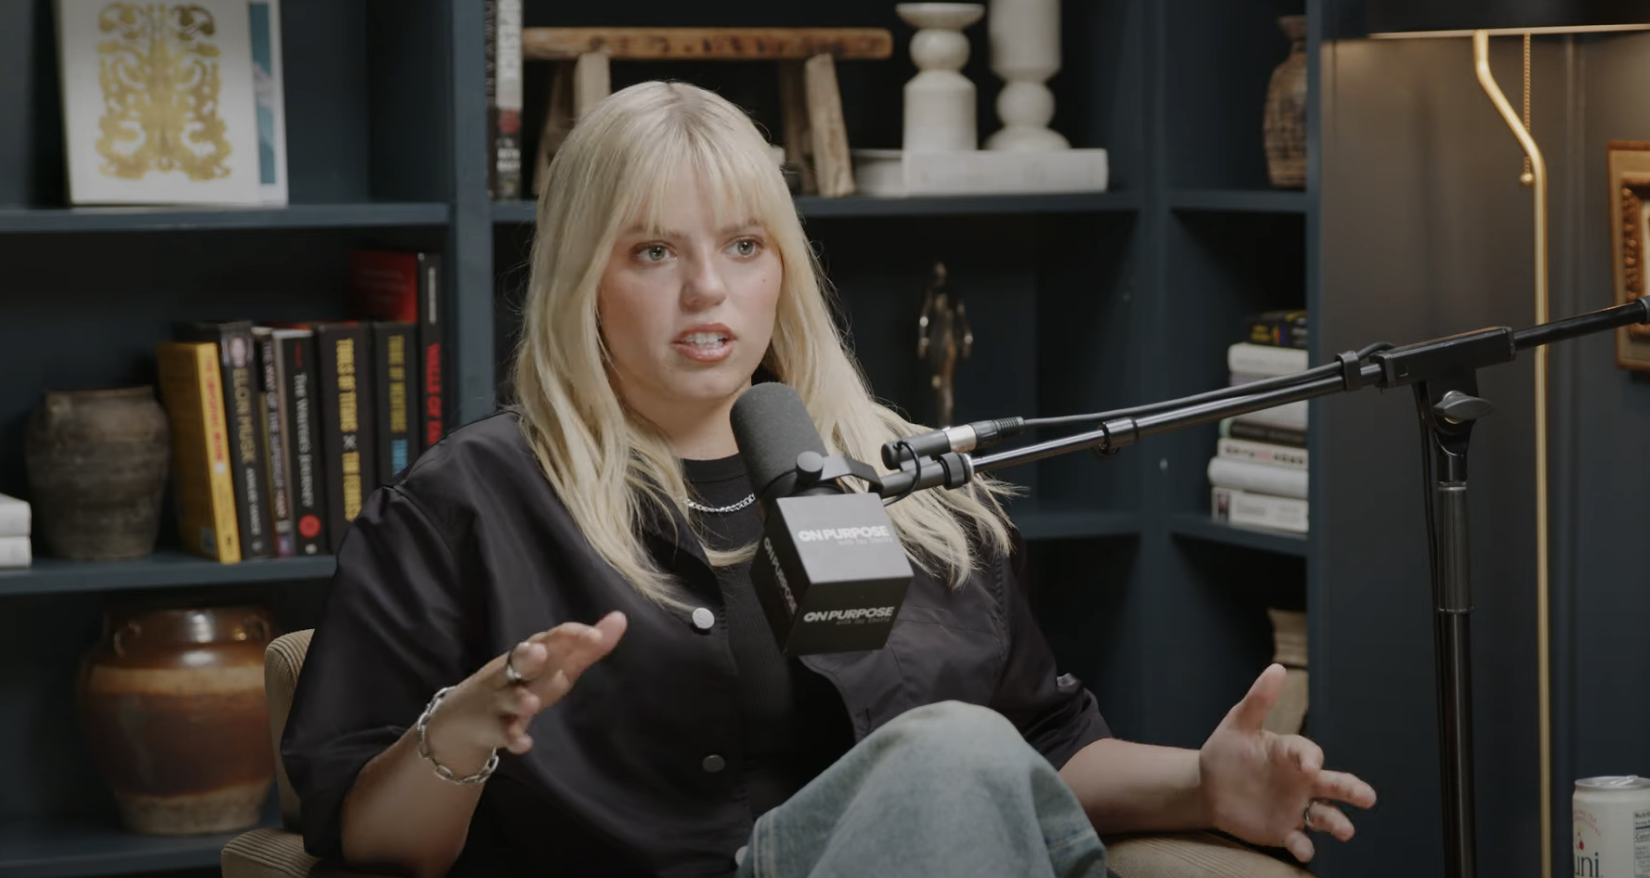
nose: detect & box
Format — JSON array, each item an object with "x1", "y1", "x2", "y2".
[{"x1": 679, "y1": 248, "x2": 729, "y2": 311}]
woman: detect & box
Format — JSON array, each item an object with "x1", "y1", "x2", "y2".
[{"x1": 281, "y1": 81, "x2": 1375, "y2": 878}]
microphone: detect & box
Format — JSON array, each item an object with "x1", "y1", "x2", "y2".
[{"x1": 731, "y1": 383, "x2": 915, "y2": 656}]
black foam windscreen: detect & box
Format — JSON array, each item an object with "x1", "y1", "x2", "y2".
[{"x1": 730, "y1": 383, "x2": 830, "y2": 501}]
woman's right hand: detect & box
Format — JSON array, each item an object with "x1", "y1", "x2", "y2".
[{"x1": 422, "y1": 610, "x2": 629, "y2": 772}]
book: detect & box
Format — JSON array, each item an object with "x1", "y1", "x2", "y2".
[
  {"x1": 0, "y1": 535, "x2": 30, "y2": 568},
  {"x1": 313, "y1": 322, "x2": 375, "y2": 553},
  {"x1": 253, "y1": 328, "x2": 294, "y2": 557},
  {"x1": 1221, "y1": 416, "x2": 1306, "y2": 448},
  {"x1": 173, "y1": 320, "x2": 272, "y2": 558},
  {"x1": 1232, "y1": 401, "x2": 1307, "y2": 432},
  {"x1": 1207, "y1": 456, "x2": 1308, "y2": 500},
  {"x1": 1216, "y1": 437, "x2": 1308, "y2": 470},
  {"x1": 154, "y1": 341, "x2": 242, "y2": 563},
  {"x1": 349, "y1": 249, "x2": 446, "y2": 454},
  {"x1": 271, "y1": 328, "x2": 329, "y2": 556},
  {"x1": 1228, "y1": 342, "x2": 1308, "y2": 377},
  {"x1": 485, "y1": 0, "x2": 524, "y2": 200},
  {"x1": 249, "y1": 0, "x2": 289, "y2": 205},
  {"x1": 371, "y1": 321, "x2": 419, "y2": 486},
  {"x1": 1244, "y1": 309, "x2": 1308, "y2": 350},
  {"x1": 0, "y1": 494, "x2": 28, "y2": 538},
  {"x1": 1211, "y1": 486, "x2": 1308, "y2": 534}
]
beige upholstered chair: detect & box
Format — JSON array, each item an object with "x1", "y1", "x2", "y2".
[{"x1": 223, "y1": 631, "x2": 1310, "y2": 878}]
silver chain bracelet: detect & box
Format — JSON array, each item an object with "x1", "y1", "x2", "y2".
[{"x1": 414, "y1": 685, "x2": 500, "y2": 785}]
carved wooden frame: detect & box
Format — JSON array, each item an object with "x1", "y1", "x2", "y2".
[{"x1": 1606, "y1": 140, "x2": 1650, "y2": 371}]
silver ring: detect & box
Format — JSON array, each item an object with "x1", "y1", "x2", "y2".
[
  {"x1": 1303, "y1": 801, "x2": 1315, "y2": 831},
  {"x1": 504, "y1": 647, "x2": 530, "y2": 685}
]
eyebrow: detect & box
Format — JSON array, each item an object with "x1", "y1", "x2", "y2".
[{"x1": 623, "y1": 220, "x2": 762, "y2": 239}]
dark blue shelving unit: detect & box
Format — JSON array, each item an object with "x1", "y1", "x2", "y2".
[
  {"x1": 1165, "y1": 512, "x2": 1307, "y2": 558},
  {"x1": 0, "y1": 203, "x2": 450, "y2": 234},
  {"x1": 0, "y1": 553, "x2": 336, "y2": 597},
  {"x1": 492, "y1": 191, "x2": 1139, "y2": 224},
  {"x1": 0, "y1": 800, "x2": 279, "y2": 878},
  {"x1": 1166, "y1": 188, "x2": 1309, "y2": 213}
]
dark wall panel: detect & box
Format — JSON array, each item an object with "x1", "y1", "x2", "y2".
[
  {"x1": 1317, "y1": 32, "x2": 1575, "y2": 878},
  {"x1": 1572, "y1": 23, "x2": 1650, "y2": 841}
]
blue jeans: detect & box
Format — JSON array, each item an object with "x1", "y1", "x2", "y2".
[{"x1": 736, "y1": 701, "x2": 1109, "y2": 878}]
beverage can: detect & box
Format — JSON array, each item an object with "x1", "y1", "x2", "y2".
[{"x1": 1573, "y1": 775, "x2": 1650, "y2": 877}]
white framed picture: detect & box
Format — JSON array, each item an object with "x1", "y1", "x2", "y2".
[
  {"x1": 56, "y1": 0, "x2": 263, "y2": 205},
  {"x1": 249, "y1": 0, "x2": 288, "y2": 205}
]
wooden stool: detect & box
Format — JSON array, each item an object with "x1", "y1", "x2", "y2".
[{"x1": 521, "y1": 27, "x2": 894, "y2": 198}]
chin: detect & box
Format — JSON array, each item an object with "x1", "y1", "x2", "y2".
[{"x1": 669, "y1": 370, "x2": 754, "y2": 405}]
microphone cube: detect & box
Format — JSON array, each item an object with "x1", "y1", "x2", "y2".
[{"x1": 753, "y1": 492, "x2": 914, "y2": 656}]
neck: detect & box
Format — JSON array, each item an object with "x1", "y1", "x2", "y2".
[{"x1": 649, "y1": 396, "x2": 742, "y2": 461}]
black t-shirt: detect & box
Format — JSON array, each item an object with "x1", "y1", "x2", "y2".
[{"x1": 681, "y1": 454, "x2": 855, "y2": 821}]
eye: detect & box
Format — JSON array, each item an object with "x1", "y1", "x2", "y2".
[
  {"x1": 637, "y1": 244, "x2": 670, "y2": 263},
  {"x1": 731, "y1": 238, "x2": 762, "y2": 257}
]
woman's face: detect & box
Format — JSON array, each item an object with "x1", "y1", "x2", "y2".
[{"x1": 597, "y1": 168, "x2": 782, "y2": 438}]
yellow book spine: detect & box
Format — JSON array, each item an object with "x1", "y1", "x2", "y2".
[{"x1": 155, "y1": 342, "x2": 242, "y2": 563}]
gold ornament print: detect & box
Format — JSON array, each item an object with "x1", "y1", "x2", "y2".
[{"x1": 95, "y1": 3, "x2": 232, "y2": 181}]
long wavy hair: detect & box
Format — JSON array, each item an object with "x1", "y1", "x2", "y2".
[{"x1": 510, "y1": 81, "x2": 1015, "y2": 610}]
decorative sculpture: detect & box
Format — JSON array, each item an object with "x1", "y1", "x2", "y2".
[
  {"x1": 917, "y1": 263, "x2": 972, "y2": 427},
  {"x1": 897, "y1": 3, "x2": 986, "y2": 153},
  {"x1": 985, "y1": 0, "x2": 1070, "y2": 151}
]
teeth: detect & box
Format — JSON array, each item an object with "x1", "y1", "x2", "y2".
[{"x1": 679, "y1": 332, "x2": 728, "y2": 346}]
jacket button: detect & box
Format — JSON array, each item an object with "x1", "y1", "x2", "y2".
[
  {"x1": 702, "y1": 754, "x2": 726, "y2": 773},
  {"x1": 691, "y1": 607, "x2": 715, "y2": 631}
]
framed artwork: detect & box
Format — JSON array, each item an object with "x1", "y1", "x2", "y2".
[
  {"x1": 1607, "y1": 140, "x2": 1650, "y2": 371},
  {"x1": 56, "y1": 0, "x2": 263, "y2": 205}
]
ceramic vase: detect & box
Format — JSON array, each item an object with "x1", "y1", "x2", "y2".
[
  {"x1": 77, "y1": 604, "x2": 278, "y2": 835},
  {"x1": 1264, "y1": 15, "x2": 1308, "y2": 189},
  {"x1": 985, "y1": 0, "x2": 1069, "y2": 150},
  {"x1": 898, "y1": 3, "x2": 986, "y2": 153},
  {"x1": 25, "y1": 386, "x2": 170, "y2": 561}
]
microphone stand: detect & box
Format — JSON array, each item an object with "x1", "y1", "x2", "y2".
[{"x1": 864, "y1": 297, "x2": 1650, "y2": 878}]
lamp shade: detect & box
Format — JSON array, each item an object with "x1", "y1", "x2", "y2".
[{"x1": 1367, "y1": 0, "x2": 1650, "y2": 36}]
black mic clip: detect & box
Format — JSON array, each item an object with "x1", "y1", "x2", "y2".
[
  {"x1": 791, "y1": 450, "x2": 883, "y2": 494},
  {"x1": 787, "y1": 449, "x2": 974, "y2": 505}
]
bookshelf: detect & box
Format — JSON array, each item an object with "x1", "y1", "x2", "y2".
[{"x1": 0, "y1": 0, "x2": 1473, "y2": 876}]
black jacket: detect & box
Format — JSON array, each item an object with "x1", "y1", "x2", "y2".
[{"x1": 281, "y1": 410, "x2": 1111, "y2": 877}]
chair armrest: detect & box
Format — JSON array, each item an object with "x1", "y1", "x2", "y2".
[
  {"x1": 1105, "y1": 832, "x2": 1313, "y2": 878},
  {"x1": 221, "y1": 828, "x2": 380, "y2": 878}
]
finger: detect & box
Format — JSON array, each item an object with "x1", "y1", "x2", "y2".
[
  {"x1": 540, "y1": 613, "x2": 628, "y2": 684},
  {"x1": 1225, "y1": 663, "x2": 1287, "y2": 731},
  {"x1": 1281, "y1": 830, "x2": 1315, "y2": 863},
  {"x1": 493, "y1": 680, "x2": 541, "y2": 719},
  {"x1": 501, "y1": 640, "x2": 549, "y2": 687},
  {"x1": 1313, "y1": 769, "x2": 1379, "y2": 809},
  {"x1": 1306, "y1": 801, "x2": 1357, "y2": 842},
  {"x1": 502, "y1": 714, "x2": 534, "y2": 755},
  {"x1": 1284, "y1": 735, "x2": 1324, "y2": 773}
]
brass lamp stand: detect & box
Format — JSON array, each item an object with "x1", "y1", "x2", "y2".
[{"x1": 1469, "y1": 31, "x2": 1554, "y2": 878}]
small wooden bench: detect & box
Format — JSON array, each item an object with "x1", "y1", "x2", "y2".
[{"x1": 522, "y1": 27, "x2": 895, "y2": 198}]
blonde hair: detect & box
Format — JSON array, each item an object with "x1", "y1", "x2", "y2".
[{"x1": 510, "y1": 81, "x2": 1016, "y2": 609}]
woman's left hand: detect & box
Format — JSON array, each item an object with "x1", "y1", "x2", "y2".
[{"x1": 1197, "y1": 663, "x2": 1378, "y2": 863}]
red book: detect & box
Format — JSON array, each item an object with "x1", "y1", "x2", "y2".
[{"x1": 349, "y1": 250, "x2": 446, "y2": 455}]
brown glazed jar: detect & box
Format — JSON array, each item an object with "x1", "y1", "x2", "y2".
[{"x1": 77, "y1": 604, "x2": 278, "y2": 835}]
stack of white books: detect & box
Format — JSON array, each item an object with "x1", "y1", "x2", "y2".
[
  {"x1": 1209, "y1": 341, "x2": 1310, "y2": 535},
  {"x1": 0, "y1": 494, "x2": 30, "y2": 568}
]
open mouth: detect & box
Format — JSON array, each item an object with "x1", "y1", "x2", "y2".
[{"x1": 673, "y1": 329, "x2": 734, "y2": 362}]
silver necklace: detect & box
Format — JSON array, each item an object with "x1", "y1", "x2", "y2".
[{"x1": 686, "y1": 493, "x2": 756, "y2": 514}]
